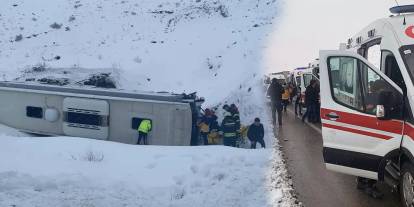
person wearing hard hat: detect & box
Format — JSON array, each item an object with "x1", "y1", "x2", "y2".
[
  {"x1": 137, "y1": 119, "x2": 152, "y2": 145},
  {"x1": 220, "y1": 111, "x2": 238, "y2": 147}
]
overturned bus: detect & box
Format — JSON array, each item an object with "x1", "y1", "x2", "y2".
[{"x1": 0, "y1": 81, "x2": 203, "y2": 146}]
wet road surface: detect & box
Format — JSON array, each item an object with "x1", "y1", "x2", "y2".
[{"x1": 275, "y1": 107, "x2": 401, "y2": 207}]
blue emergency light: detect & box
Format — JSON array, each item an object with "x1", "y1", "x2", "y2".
[{"x1": 390, "y1": 5, "x2": 414, "y2": 14}]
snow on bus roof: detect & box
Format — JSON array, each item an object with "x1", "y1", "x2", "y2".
[{"x1": 0, "y1": 81, "x2": 187, "y2": 103}]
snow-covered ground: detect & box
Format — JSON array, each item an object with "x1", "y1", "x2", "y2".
[
  {"x1": 0, "y1": 133, "x2": 293, "y2": 207},
  {"x1": 0, "y1": 0, "x2": 298, "y2": 206}
]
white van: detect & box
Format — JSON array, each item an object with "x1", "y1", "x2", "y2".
[
  {"x1": 289, "y1": 67, "x2": 319, "y2": 104},
  {"x1": 319, "y1": 5, "x2": 414, "y2": 205}
]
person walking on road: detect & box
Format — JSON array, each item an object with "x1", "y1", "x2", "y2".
[
  {"x1": 267, "y1": 78, "x2": 284, "y2": 126},
  {"x1": 137, "y1": 119, "x2": 152, "y2": 145},
  {"x1": 294, "y1": 84, "x2": 302, "y2": 115},
  {"x1": 220, "y1": 111, "x2": 238, "y2": 147},
  {"x1": 281, "y1": 85, "x2": 291, "y2": 112},
  {"x1": 302, "y1": 79, "x2": 319, "y2": 123},
  {"x1": 247, "y1": 118, "x2": 265, "y2": 149}
]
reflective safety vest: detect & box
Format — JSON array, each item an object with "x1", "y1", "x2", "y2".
[
  {"x1": 138, "y1": 120, "x2": 152, "y2": 133},
  {"x1": 221, "y1": 116, "x2": 237, "y2": 138}
]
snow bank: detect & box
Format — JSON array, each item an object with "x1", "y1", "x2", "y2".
[{"x1": 0, "y1": 136, "x2": 283, "y2": 207}]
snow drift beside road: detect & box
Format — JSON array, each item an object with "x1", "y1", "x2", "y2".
[{"x1": 0, "y1": 136, "x2": 284, "y2": 207}]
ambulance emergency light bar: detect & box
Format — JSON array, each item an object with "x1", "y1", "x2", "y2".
[{"x1": 390, "y1": 5, "x2": 414, "y2": 14}]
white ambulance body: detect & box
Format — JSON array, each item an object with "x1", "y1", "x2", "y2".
[
  {"x1": 289, "y1": 67, "x2": 319, "y2": 104},
  {"x1": 320, "y1": 6, "x2": 414, "y2": 205}
]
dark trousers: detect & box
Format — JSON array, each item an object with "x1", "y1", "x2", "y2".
[
  {"x1": 251, "y1": 139, "x2": 266, "y2": 149},
  {"x1": 271, "y1": 102, "x2": 283, "y2": 125},
  {"x1": 137, "y1": 132, "x2": 148, "y2": 145},
  {"x1": 295, "y1": 97, "x2": 302, "y2": 115},
  {"x1": 282, "y1": 100, "x2": 289, "y2": 112},
  {"x1": 302, "y1": 104, "x2": 317, "y2": 122},
  {"x1": 223, "y1": 137, "x2": 236, "y2": 147},
  {"x1": 200, "y1": 132, "x2": 209, "y2": 145}
]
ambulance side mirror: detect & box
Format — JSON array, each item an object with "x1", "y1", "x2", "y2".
[
  {"x1": 376, "y1": 90, "x2": 402, "y2": 120},
  {"x1": 376, "y1": 105, "x2": 386, "y2": 120}
]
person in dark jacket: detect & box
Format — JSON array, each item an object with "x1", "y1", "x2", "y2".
[
  {"x1": 247, "y1": 118, "x2": 265, "y2": 149},
  {"x1": 230, "y1": 104, "x2": 241, "y2": 129},
  {"x1": 267, "y1": 78, "x2": 284, "y2": 125},
  {"x1": 220, "y1": 111, "x2": 238, "y2": 147},
  {"x1": 230, "y1": 104, "x2": 241, "y2": 146},
  {"x1": 294, "y1": 85, "x2": 302, "y2": 115},
  {"x1": 302, "y1": 79, "x2": 319, "y2": 123}
]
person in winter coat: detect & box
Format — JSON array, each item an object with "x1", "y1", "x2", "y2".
[
  {"x1": 137, "y1": 119, "x2": 152, "y2": 145},
  {"x1": 281, "y1": 85, "x2": 290, "y2": 112},
  {"x1": 230, "y1": 104, "x2": 241, "y2": 129},
  {"x1": 230, "y1": 104, "x2": 241, "y2": 144},
  {"x1": 302, "y1": 79, "x2": 319, "y2": 123},
  {"x1": 294, "y1": 84, "x2": 302, "y2": 115},
  {"x1": 198, "y1": 117, "x2": 210, "y2": 145},
  {"x1": 223, "y1": 104, "x2": 231, "y2": 113},
  {"x1": 220, "y1": 111, "x2": 238, "y2": 147},
  {"x1": 247, "y1": 118, "x2": 265, "y2": 149},
  {"x1": 198, "y1": 108, "x2": 219, "y2": 145},
  {"x1": 267, "y1": 78, "x2": 284, "y2": 125}
]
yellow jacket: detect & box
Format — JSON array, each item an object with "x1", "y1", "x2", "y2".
[
  {"x1": 198, "y1": 122, "x2": 210, "y2": 133},
  {"x1": 138, "y1": 120, "x2": 152, "y2": 133},
  {"x1": 282, "y1": 89, "x2": 290, "y2": 100}
]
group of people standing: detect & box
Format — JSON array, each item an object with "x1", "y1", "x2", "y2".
[
  {"x1": 267, "y1": 78, "x2": 320, "y2": 125},
  {"x1": 197, "y1": 104, "x2": 265, "y2": 149}
]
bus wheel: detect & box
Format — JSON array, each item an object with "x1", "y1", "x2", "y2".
[{"x1": 401, "y1": 163, "x2": 414, "y2": 207}]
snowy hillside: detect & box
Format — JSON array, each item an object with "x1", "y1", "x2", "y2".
[
  {"x1": 0, "y1": 0, "x2": 278, "y2": 105},
  {"x1": 0, "y1": 0, "x2": 298, "y2": 206}
]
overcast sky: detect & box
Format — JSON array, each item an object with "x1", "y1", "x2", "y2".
[{"x1": 264, "y1": 0, "x2": 412, "y2": 73}]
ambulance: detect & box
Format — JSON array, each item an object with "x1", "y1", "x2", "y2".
[
  {"x1": 289, "y1": 67, "x2": 319, "y2": 104},
  {"x1": 319, "y1": 5, "x2": 414, "y2": 205}
]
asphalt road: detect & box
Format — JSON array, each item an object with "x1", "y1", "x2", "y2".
[{"x1": 275, "y1": 106, "x2": 402, "y2": 207}]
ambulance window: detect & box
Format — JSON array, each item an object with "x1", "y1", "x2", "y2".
[
  {"x1": 328, "y1": 57, "x2": 364, "y2": 110},
  {"x1": 296, "y1": 76, "x2": 301, "y2": 87},
  {"x1": 303, "y1": 74, "x2": 314, "y2": 87},
  {"x1": 329, "y1": 56, "x2": 402, "y2": 117},
  {"x1": 383, "y1": 52, "x2": 405, "y2": 91},
  {"x1": 360, "y1": 63, "x2": 403, "y2": 118},
  {"x1": 367, "y1": 44, "x2": 381, "y2": 69}
]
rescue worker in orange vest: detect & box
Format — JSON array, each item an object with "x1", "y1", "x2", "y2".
[{"x1": 137, "y1": 119, "x2": 152, "y2": 145}]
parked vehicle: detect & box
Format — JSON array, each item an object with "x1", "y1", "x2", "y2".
[
  {"x1": 320, "y1": 5, "x2": 414, "y2": 205},
  {"x1": 288, "y1": 67, "x2": 319, "y2": 104},
  {"x1": 0, "y1": 81, "x2": 204, "y2": 146}
]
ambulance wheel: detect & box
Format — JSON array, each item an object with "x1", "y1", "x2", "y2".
[{"x1": 401, "y1": 162, "x2": 414, "y2": 207}]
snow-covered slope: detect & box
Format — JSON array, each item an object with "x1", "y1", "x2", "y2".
[
  {"x1": 0, "y1": 0, "x2": 278, "y2": 105},
  {"x1": 0, "y1": 1, "x2": 298, "y2": 206}
]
